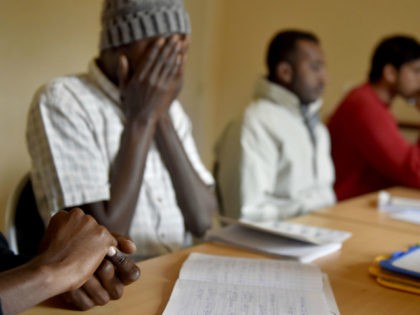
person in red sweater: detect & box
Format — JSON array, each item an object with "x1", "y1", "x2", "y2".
[{"x1": 328, "y1": 35, "x2": 420, "y2": 200}]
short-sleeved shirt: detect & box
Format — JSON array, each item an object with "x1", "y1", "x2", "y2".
[{"x1": 26, "y1": 61, "x2": 214, "y2": 259}]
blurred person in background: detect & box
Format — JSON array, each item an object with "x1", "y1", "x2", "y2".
[
  {"x1": 329, "y1": 35, "x2": 420, "y2": 200},
  {"x1": 215, "y1": 30, "x2": 335, "y2": 221}
]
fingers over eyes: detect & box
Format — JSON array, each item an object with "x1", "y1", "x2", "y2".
[
  {"x1": 136, "y1": 37, "x2": 165, "y2": 81},
  {"x1": 150, "y1": 37, "x2": 179, "y2": 85}
]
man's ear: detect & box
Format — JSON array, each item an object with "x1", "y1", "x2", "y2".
[
  {"x1": 383, "y1": 64, "x2": 397, "y2": 84},
  {"x1": 275, "y1": 62, "x2": 293, "y2": 84}
]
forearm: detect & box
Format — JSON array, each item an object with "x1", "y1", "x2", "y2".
[
  {"x1": 0, "y1": 261, "x2": 67, "y2": 314},
  {"x1": 82, "y1": 119, "x2": 157, "y2": 235},
  {"x1": 155, "y1": 114, "x2": 217, "y2": 236}
]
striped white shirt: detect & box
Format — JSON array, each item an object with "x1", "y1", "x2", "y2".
[{"x1": 26, "y1": 61, "x2": 214, "y2": 259}]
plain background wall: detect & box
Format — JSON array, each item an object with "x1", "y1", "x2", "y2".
[
  {"x1": 0, "y1": 0, "x2": 419, "y2": 230},
  {"x1": 0, "y1": 0, "x2": 103, "y2": 230}
]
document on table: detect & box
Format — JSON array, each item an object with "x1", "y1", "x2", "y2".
[
  {"x1": 206, "y1": 224, "x2": 343, "y2": 263},
  {"x1": 163, "y1": 253, "x2": 339, "y2": 315},
  {"x1": 220, "y1": 216, "x2": 352, "y2": 245},
  {"x1": 377, "y1": 191, "x2": 420, "y2": 224}
]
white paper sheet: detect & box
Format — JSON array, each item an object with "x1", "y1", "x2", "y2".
[
  {"x1": 163, "y1": 253, "x2": 339, "y2": 315},
  {"x1": 377, "y1": 191, "x2": 420, "y2": 225},
  {"x1": 179, "y1": 252, "x2": 322, "y2": 290},
  {"x1": 220, "y1": 216, "x2": 352, "y2": 245},
  {"x1": 206, "y1": 224, "x2": 342, "y2": 263},
  {"x1": 164, "y1": 279, "x2": 331, "y2": 315}
]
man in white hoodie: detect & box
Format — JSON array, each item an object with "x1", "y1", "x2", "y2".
[{"x1": 215, "y1": 30, "x2": 336, "y2": 221}]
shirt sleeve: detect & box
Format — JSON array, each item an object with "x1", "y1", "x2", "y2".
[
  {"x1": 239, "y1": 113, "x2": 295, "y2": 221},
  {"x1": 168, "y1": 101, "x2": 215, "y2": 186},
  {"x1": 348, "y1": 96, "x2": 420, "y2": 187},
  {"x1": 26, "y1": 81, "x2": 110, "y2": 222}
]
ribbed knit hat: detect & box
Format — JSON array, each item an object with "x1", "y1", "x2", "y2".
[{"x1": 99, "y1": 0, "x2": 191, "y2": 51}]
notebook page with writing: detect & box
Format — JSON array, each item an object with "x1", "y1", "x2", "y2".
[
  {"x1": 163, "y1": 253, "x2": 335, "y2": 315},
  {"x1": 179, "y1": 253, "x2": 323, "y2": 290},
  {"x1": 164, "y1": 279, "x2": 331, "y2": 315},
  {"x1": 323, "y1": 274, "x2": 340, "y2": 315}
]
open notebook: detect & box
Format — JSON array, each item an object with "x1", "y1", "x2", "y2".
[
  {"x1": 205, "y1": 217, "x2": 351, "y2": 263},
  {"x1": 163, "y1": 253, "x2": 340, "y2": 315},
  {"x1": 219, "y1": 216, "x2": 352, "y2": 245}
]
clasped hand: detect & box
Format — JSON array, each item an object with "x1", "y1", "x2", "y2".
[{"x1": 36, "y1": 208, "x2": 140, "y2": 310}]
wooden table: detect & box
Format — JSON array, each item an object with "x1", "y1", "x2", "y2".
[
  {"x1": 314, "y1": 187, "x2": 420, "y2": 235},
  {"x1": 23, "y1": 190, "x2": 420, "y2": 315}
]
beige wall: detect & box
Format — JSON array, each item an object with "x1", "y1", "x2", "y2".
[
  {"x1": 0, "y1": 0, "x2": 419, "y2": 230},
  {"x1": 0, "y1": 0, "x2": 103, "y2": 230},
  {"x1": 179, "y1": 0, "x2": 224, "y2": 167}
]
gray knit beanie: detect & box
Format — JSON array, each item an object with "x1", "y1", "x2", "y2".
[{"x1": 99, "y1": 0, "x2": 191, "y2": 51}]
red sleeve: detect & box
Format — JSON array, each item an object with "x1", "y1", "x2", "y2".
[{"x1": 347, "y1": 91, "x2": 420, "y2": 187}]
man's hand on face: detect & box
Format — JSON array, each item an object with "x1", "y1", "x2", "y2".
[{"x1": 118, "y1": 34, "x2": 189, "y2": 124}]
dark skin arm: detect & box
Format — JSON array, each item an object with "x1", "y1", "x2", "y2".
[
  {"x1": 155, "y1": 113, "x2": 217, "y2": 236},
  {"x1": 153, "y1": 36, "x2": 218, "y2": 236},
  {"x1": 68, "y1": 36, "x2": 184, "y2": 235},
  {"x1": 0, "y1": 209, "x2": 120, "y2": 314}
]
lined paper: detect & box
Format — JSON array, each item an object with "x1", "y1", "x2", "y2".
[
  {"x1": 163, "y1": 253, "x2": 339, "y2": 315},
  {"x1": 179, "y1": 253, "x2": 322, "y2": 291}
]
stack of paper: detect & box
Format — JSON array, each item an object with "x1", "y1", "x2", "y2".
[
  {"x1": 377, "y1": 191, "x2": 420, "y2": 224},
  {"x1": 205, "y1": 217, "x2": 351, "y2": 263},
  {"x1": 163, "y1": 253, "x2": 340, "y2": 315}
]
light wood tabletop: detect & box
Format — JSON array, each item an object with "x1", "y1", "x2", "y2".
[
  {"x1": 314, "y1": 187, "x2": 420, "y2": 235},
  {"x1": 23, "y1": 207, "x2": 420, "y2": 315}
]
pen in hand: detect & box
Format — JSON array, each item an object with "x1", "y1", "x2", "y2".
[{"x1": 106, "y1": 246, "x2": 141, "y2": 284}]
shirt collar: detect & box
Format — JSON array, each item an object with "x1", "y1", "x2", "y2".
[
  {"x1": 254, "y1": 77, "x2": 322, "y2": 117},
  {"x1": 88, "y1": 60, "x2": 120, "y2": 105}
]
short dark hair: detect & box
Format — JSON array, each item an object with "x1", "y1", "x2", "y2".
[
  {"x1": 368, "y1": 35, "x2": 420, "y2": 83},
  {"x1": 266, "y1": 30, "x2": 319, "y2": 82}
]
